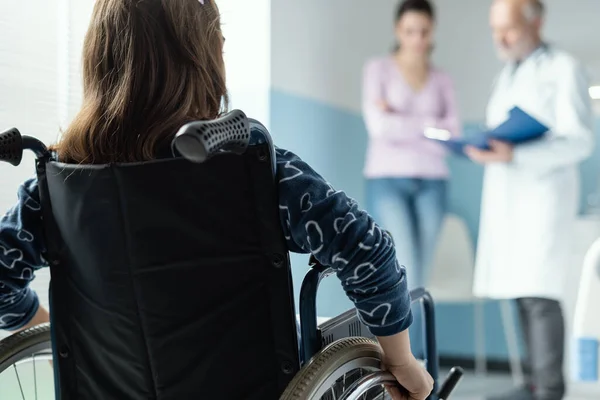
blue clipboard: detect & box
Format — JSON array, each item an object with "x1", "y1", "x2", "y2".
[{"x1": 426, "y1": 106, "x2": 548, "y2": 156}]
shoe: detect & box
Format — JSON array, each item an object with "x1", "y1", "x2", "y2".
[{"x1": 486, "y1": 386, "x2": 534, "y2": 400}]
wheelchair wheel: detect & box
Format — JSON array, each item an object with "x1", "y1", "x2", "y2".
[
  {"x1": 280, "y1": 337, "x2": 391, "y2": 400},
  {"x1": 0, "y1": 323, "x2": 54, "y2": 399}
]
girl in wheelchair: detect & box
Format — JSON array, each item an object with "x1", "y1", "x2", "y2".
[{"x1": 0, "y1": 1, "x2": 433, "y2": 399}]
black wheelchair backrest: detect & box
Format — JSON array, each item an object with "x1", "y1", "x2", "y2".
[{"x1": 0, "y1": 111, "x2": 299, "y2": 400}]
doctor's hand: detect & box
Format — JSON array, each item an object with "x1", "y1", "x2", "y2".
[{"x1": 465, "y1": 139, "x2": 513, "y2": 164}]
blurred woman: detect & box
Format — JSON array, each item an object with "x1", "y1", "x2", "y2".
[{"x1": 362, "y1": 0, "x2": 461, "y2": 357}]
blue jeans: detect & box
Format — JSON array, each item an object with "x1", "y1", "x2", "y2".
[{"x1": 366, "y1": 178, "x2": 447, "y2": 358}]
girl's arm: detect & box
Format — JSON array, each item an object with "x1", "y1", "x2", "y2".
[
  {"x1": 0, "y1": 178, "x2": 48, "y2": 331},
  {"x1": 275, "y1": 148, "x2": 413, "y2": 337}
]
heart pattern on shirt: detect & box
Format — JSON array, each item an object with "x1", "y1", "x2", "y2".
[
  {"x1": 17, "y1": 229, "x2": 34, "y2": 243},
  {"x1": 306, "y1": 221, "x2": 324, "y2": 254},
  {"x1": 345, "y1": 263, "x2": 377, "y2": 286},
  {"x1": 20, "y1": 268, "x2": 34, "y2": 281},
  {"x1": 0, "y1": 313, "x2": 26, "y2": 328},
  {"x1": 24, "y1": 197, "x2": 41, "y2": 211},
  {"x1": 0, "y1": 246, "x2": 23, "y2": 269},
  {"x1": 331, "y1": 253, "x2": 349, "y2": 270},
  {"x1": 358, "y1": 242, "x2": 373, "y2": 251},
  {"x1": 300, "y1": 193, "x2": 313, "y2": 213},
  {"x1": 279, "y1": 162, "x2": 303, "y2": 183},
  {"x1": 334, "y1": 212, "x2": 357, "y2": 234},
  {"x1": 355, "y1": 287, "x2": 378, "y2": 295},
  {"x1": 358, "y1": 303, "x2": 392, "y2": 327}
]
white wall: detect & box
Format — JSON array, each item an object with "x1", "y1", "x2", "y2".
[
  {"x1": 0, "y1": 1, "x2": 61, "y2": 207},
  {"x1": 0, "y1": 0, "x2": 92, "y2": 208},
  {"x1": 431, "y1": 0, "x2": 500, "y2": 121},
  {"x1": 271, "y1": 0, "x2": 398, "y2": 113},
  {"x1": 219, "y1": 0, "x2": 271, "y2": 126}
]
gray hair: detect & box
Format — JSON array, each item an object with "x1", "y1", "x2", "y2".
[{"x1": 523, "y1": 0, "x2": 545, "y2": 21}]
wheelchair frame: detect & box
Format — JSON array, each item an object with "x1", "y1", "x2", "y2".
[
  {"x1": 300, "y1": 256, "x2": 439, "y2": 378},
  {"x1": 0, "y1": 110, "x2": 462, "y2": 399}
]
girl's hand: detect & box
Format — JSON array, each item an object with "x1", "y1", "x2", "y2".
[
  {"x1": 377, "y1": 330, "x2": 434, "y2": 399},
  {"x1": 383, "y1": 355, "x2": 434, "y2": 400}
]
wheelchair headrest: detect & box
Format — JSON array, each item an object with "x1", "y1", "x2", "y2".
[{"x1": 0, "y1": 109, "x2": 273, "y2": 167}]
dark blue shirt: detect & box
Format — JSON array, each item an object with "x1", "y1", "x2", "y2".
[{"x1": 0, "y1": 148, "x2": 412, "y2": 336}]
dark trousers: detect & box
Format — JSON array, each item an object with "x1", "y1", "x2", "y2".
[{"x1": 517, "y1": 298, "x2": 566, "y2": 400}]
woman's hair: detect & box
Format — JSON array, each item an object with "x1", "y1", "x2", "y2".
[
  {"x1": 392, "y1": 0, "x2": 436, "y2": 52},
  {"x1": 54, "y1": 0, "x2": 228, "y2": 164},
  {"x1": 395, "y1": 0, "x2": 435, "y2": 24}
]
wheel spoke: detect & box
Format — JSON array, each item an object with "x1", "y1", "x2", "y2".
[
  {"x1": 34, "y1": 353, "x2": 38, "y2": 400},
  {"x1": 13, "y1": 363, "x2": 26, "y2": 400},
  {"x1": 360, "y1": 369, "x2": 367, "y2": 400}
]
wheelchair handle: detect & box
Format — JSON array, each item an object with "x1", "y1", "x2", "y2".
[
  {"x1": 172, "y1": 109, "x2": 250, "y2": 163},
  {"x1": 0, "y1": 128, "x2": 50, "y2": 166},
  {"x1": 172, "y1": 110, "x2": 277, "y2": 175}
]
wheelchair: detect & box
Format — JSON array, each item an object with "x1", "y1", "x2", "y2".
[{"x1": 0, "y1": 111, "x2": 463, "y2": 399}]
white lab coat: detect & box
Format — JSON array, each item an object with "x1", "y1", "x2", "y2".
[{"x1": 473, "y1": 46, "x2": 595, "y2": 301}]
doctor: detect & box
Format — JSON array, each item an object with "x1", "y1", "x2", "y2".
[{"x1": 467, "y1": 0, "x2": 594, "y2": 399}]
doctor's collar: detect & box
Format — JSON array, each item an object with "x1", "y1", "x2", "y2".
[
  {"x1": 512, "y1": 41, "x2": 549, "y2": 68},
  {"x1": 533, "y1": 41, "x2": 549, "y2": 55}
]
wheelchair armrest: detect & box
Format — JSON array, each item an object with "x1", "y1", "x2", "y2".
[
  {"x1": 299, "y1": 256, "x2": 441, "y2": 392},
  {"x1": 409, "y1": 287, "x2": 439, "y2": 392},
  {"x1": 299, "y1": 256, "x2": 335, "y2": 363}
]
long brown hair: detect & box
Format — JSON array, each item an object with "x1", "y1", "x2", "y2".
[{"x1": 54, "y1": 0, "x2": 228, "y2": 164}]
